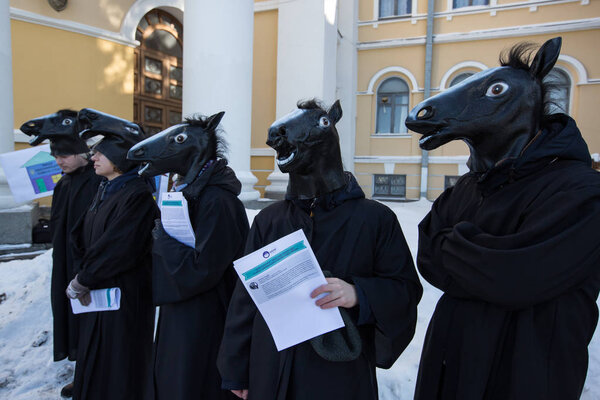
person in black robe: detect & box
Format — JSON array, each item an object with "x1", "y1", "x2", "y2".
[
  {"x1": 415, "y1": 115, "x2": 600, "y2": 400},
  {"x1": 404, "y1": 38, "x2": 600, "y2": 399},
  {"x1": 67, "y1": 118, "x2": 158, "y2": 400},
  {"x1": 217, "y1": 100, "x2": 422, "y2": 400},
  {"x1": 127, "y1": 113, "x2": 249, "y2": 399},
  {"x1": 20, "y1": 110, "x2": 102, "y2": 398}
]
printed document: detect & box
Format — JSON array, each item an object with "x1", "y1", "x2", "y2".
[
  {"x1": 160, "y1": 191, "x2": 195, "y2": 248},
  {"x1": 233, "y1": 229, "x2": 344, "y2": 351},
  {"x1": 70, "y1": 288, "x2": 121, "y2": 314}
]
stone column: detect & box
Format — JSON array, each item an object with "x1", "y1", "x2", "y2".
[
  {"x1": 264, "y1": 0, "x2": 339, "y2": 199},
  {"x1": 0, "y1": 0, "x2": 17, "y2": 209},
  {"x1": 182, "y1": 0, "x2": 259, "y2": 201}
]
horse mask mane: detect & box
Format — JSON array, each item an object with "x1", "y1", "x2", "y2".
[
  {"x1": 20, "y1": 109, "x2": 89, "y2": 155},
  {"x1": 405, "y1": 37, "x2": 562, "y2": 173},
  {"x1": 267, "y1": 99, "x2": 345, "y2": 199},
  {"x1": 78, "y1": 108, "x2": 146, "y2": 172},
  {"x1": 127, "y1": 112, "x2": 226, "y2": 184}
]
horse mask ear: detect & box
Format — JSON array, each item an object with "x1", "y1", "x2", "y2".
[
  {"x1": 327, "y1": 100, "x2": 343, "y2": 125},
  {"x1": 206, "y1": 111, "x2": 225, "y2": 131},
  {"x1": 529, "y1": 37, "x2": 562, "y2": 80}
]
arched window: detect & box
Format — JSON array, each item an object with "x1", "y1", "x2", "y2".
[
  {"x1": 544, "y1": 68, "x2": 571, "y2": 115},
  {"x1": 376, "y1": 77, "x2": 409, "y2": 134},
  {"x1": 449, "y1": 72, "x2": 473, "y2": 87},
  {"x1": 134, "y1": 9, "x2": 183, "y2": 136}
]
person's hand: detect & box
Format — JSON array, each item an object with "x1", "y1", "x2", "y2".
[
  {"x1": 231, "y1": 389, "x2": 248, "y2": 399},
  {"x1": 310, "y1": 277, "x2": 357, "y2": 309},
  {"x1": 66, "y1": 275, "x2": 91, "y2": 306}
]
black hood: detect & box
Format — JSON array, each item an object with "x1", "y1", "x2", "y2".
[
  {"x1": 181, "y1": 159, "x2": 241, "y2": 200},
  {"x1": 477, "y1": 114, "x2": 591, "y2": 191}
]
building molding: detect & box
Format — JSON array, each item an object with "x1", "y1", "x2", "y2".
[
  {"x1": 255, "y1": 0, "x2": 294, "y2": 12},
  {"x1": 439, "y1": 61, "x2": 489, "y2": 90},
  {"x1": 358, "y1": 17, "x2": 600, "y2": 50},
  {"x1": 14, "y1": 129, "x2": 34, "y2": 143},
  {"x1": 365, "y1": 66, "x2": 421, "y2": 94},
  {"x1": 359, "y1": 0, "x2": 585, "y2": 26},
  {"x1": 10, "y1": 7, "x2": 139, "y2": 47},
  {"x1": 251, "y1": 148, "x2": 276, "y2": 156},
  {"x1": 354, "y1": 155, "x2": 469, "y2": 164},
  {"x1": 121, "y1": 0, "x2": 184, "y2": 42}
]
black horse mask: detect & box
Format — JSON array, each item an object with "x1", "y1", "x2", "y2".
[
  {"x1": 127, "y1": 112, "x2": 226, "y2": 183},
  {"x1": 267, "y1": 99, "x2": 345, "y2": 199},
  {"x1": 406, "y1": 37, "x2": 562, "y2": 173},
  {"x1": 20, "y1": 109, "x2": 89, "y2": 156},
  {"x1": 78, "y1": 108, "x2": 146, "y2": 172}
]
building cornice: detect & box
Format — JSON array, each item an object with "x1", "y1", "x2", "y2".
[
  {"x1": 358, "y1": 18, "x2": 600, "y2": 50},
  {"x1": 359, "y1": 0, "x2": 587, "y2": 26},
  {"x1": 10, "y1": 7, "x2": 139, "y2": 48},
  {"x1": 251, "y1": 148, "x2": 276, "y2": 156},
  {"x1": 354, "y1": 155, "x2": 469, "y2": 164}
]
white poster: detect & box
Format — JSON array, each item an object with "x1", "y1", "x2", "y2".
[{"x1": 0, "y1": 144, "x2": 62, "y2": 203}]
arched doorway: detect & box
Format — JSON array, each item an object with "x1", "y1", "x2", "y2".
[{"x1": 134, "y1": 9, "x2": 183, "y2": 136}]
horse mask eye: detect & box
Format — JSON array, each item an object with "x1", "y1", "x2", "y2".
[
  {"x1": 174, "y1": 133, "x2": 188, "y2": 143},
  {"x1": 486, "y1": 82, "x2": 509, "y2": 97},
  {"x1": 62, "y1": 118, "x2": 73, "y2": 126},
  {"x1": 319, "y1": 116, "x2": 330, "y2": 128}
]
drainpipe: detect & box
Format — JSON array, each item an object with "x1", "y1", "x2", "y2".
[{"x1": 420, "y1": 0, "x2": 435, "y2": 199}]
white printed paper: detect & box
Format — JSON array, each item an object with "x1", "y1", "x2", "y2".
[
  {"x1": 234, "y1": 229, "x2": 344, "y2": 351},
  {"x1": 160, "y1": 192, "x2": 195, "y2": 248},
  {"x1": 70, "y1": 288, "x2": 121, "y2": 314},
  {"x1": 0, "y1": 144, "x2": 62, "y2": 203}
]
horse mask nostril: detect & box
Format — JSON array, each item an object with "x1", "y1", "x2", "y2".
[
  {"x1": 417, "y1": 106, "x2": 434, "y2": 120},
  {"x1": 133, "y1": 147, "x2": 145, "y2": 157}
]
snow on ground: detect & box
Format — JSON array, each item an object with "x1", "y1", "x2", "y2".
[{"x1": 0, "y1": 200, "x2": 598, "y2": 399}]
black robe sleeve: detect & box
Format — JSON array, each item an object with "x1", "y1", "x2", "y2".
[
  {"x1": 430, "y1": 185, "x2": 600, "y2": 308},
  {"x1": 217, "y1": 221, "x2": 264, "y2": 390},
  {"x1": 73, "y1": 191, "x2": 157, "y2": 288},
  {"x1": 351, "y1": 206, "x2": 423, "y2": 369},
  {"x1": 151, "y1": 194, "x2": 247, "y2": 304}
]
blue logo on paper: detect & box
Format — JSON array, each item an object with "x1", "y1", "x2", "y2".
[{"x1": 262, "y1": 251, "x2": 270, "y2": 258}]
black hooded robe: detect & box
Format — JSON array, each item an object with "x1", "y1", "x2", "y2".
[
  {"x1": 70, "y1": 172, "x2": 159, "y2": 400},
  {"x1": 415, "y1": 114, "x2": 600, "y2": 400},
  {"x1": 217, "y1": 174, "x2": 423, "y2": 400},
  {"x1": 50, "y1": 162, "x2": 102, "y2": 361},
  {"x1": 150, "y1": 160, "x2": 249, "y2": 400}
]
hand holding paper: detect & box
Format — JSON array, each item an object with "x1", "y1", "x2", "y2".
[{"x1": 311, "y1": 277, "x2": 358, "y2": 309}]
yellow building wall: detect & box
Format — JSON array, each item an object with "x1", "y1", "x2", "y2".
[
  {"x1": 10, "y1": 0, "x2": 135, "y2": 33},
  {"x1": 251, "y1": 10, "x2": 278, "y2": 149},
  {"x1": 356, "y1": 0, "x2": 600, "y2": 200},
  {"x1": 251, "y1": 9, "x2": 278, "y2": 196},
  {"x1": 12, "y1": 20, "x2": 135, "y2": 128}
]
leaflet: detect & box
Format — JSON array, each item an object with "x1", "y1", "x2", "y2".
[
  {"x1": 233, "y1": 229, "x2": 344, "y2": 351},
  {"x1": 160, "y1": 191, "x2": 195, "y2": 248},
  {"x1": 70, "y1": 288, "x2": 121, "y2": 314}
]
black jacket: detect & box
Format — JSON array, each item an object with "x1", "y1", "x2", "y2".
[
  {"x1": 150, "y1": 159, "x2": 249, "y2": 400},
  {"x1": 415, "y1": 114, "x2": 600, "y2": 400},
  {"x1": 50, "y1": 163, "x2": 101, "y2": 361},
  {"x1": 70, "y1": 171, "x2": 159, "y2": 400},
  {"x1": 217, "y1": 173, "x2": 422, "y2": 400}
]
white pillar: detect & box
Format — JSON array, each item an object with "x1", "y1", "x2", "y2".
[
  {"x1": 265, "y1": 0, "x2": 339, "y2": 199},
  {"x1": 0, "y1": 0, "x2": 17, "y2": 209},
  {"x1": 182, "y1": 0, "x2": 259, "y2": 201},
  {"x1": 336, "y1": 0, "x2": 358, "y2": 174}
]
